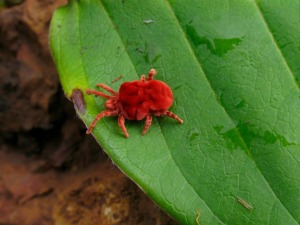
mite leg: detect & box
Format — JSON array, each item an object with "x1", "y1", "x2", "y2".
[
  {"x1": 96, "y1": 84, "x2": 117, "y2": 95},
  {"x1": 118, "y1": 114, "x2": 129, "y2": 138},
  {"x1": 140, "y1": 74, "x2": 146, "y2": 82},
  {"x1": 86, "y1": 90, "x2": 112, "y2": 98},
  {"x1": 86, "y1": 110, "x2": 118, "y2": 134},
  {"x1": 142, "y1": 114, "x2": 152, "y2": 135},
  {"x1": 163, "y1": 111, "x2": 183, "y2": 124},
  {"x1": 148, "y1": 69, "x2": 156, "y2": 81}
]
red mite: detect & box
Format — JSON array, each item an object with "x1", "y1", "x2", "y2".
[{"x1": 86, "y1": 69, "x2": 183, "y2": 138}]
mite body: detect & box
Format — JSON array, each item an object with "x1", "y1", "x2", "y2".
[{"x1": 86, "y1": 69, "x2": 183, "y2": 138}]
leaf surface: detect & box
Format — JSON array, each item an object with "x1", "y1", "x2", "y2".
[{"x1": 50, "y1": 0, "x2": 300, "y2": 224}]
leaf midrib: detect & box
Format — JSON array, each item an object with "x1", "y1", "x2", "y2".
[{"x1": 98, "y1": 0, "x2": 227, "y2": 224}]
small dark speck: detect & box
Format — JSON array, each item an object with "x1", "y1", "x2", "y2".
[
  {"x1": 172, "y1": 85, "x2": 182, "y2": 91},
  {"x1": 70, "y1": 89, "x2": 86, "y2": 114},
  {"x1": 136, "y1": 48, "x2": 145, "y2": 53}
]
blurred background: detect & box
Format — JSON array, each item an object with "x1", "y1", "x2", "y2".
[{"x1": 0, "y1": 0, "x2": 177, "y2": 224}]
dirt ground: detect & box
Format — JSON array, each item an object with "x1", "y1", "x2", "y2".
[{"x1": 0, "y1": 1, "x2": 177, "y2": 224}]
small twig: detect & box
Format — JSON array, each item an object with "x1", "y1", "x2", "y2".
[
  {"x1": 196, "y1": 208, "x2": 201, "y2": 225},
  {"x1": 111, "y1": 75, "x2": 123, "y2": 83},
  {"x1": 237, "y1": 196, "x2": 253, "y2": 210}
]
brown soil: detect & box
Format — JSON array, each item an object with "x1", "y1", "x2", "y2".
[{"x1": 0, "y1": 1, "x2": 178, "y2": 224}]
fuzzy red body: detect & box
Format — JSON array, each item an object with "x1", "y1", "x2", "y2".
[
  {"x1": 86, "y1": 69, "x2": 183, "y2": 138},
  {"x1": 118, "y1": 80, "x2": 173, "y2": 121}
]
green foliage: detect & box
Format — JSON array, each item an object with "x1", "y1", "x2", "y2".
[{"x1": 50, "y1": 0, "x2": 300, "y2": 224}]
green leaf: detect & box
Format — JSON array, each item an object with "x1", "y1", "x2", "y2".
[{"x1": 50, "y1": 0, "x2": 300, "y2": 224}]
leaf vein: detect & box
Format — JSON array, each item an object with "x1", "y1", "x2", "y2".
[{"x1": 253, "y1": 0, "x2": 300, "y2": 92}]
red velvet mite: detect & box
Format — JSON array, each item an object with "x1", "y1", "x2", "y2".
[{"x1": 86, "y1": 69, "x2": 183, "y2": 138}]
